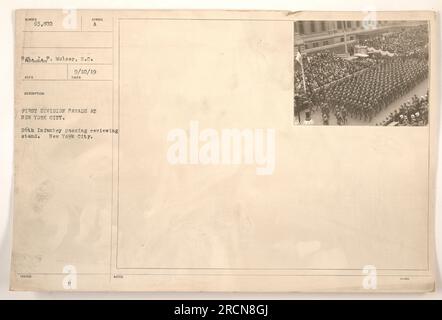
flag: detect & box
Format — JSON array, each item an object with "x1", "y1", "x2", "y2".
[
  {"x1": 295, "y1": 51, "x2": 307, "y2": 94},
  {"x1": 295, "y1": 51, "x2": 303, "y2": 64}
]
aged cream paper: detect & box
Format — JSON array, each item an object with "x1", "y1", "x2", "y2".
[{"x1": 11, "y1": 10, "x2": 437, "y2": 292}]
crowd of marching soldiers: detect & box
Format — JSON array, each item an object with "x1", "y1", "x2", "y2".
[
  {"x1": 376, "y1": 92, "x2": 429, "y2": 126},
  {"x1": 295, "y1": 24, "x2": 429, "y2": 126},
  {"x1": 311, "y1": 57, "x2": 428, "y2": 125}
]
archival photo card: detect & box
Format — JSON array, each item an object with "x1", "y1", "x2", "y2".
[{"x1": 10, "y1": 10, "x2": 438, "y2": 292}]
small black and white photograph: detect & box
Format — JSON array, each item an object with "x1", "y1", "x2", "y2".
[{"x1": 294, "y1": 20, "x2": 429, "y2": 126}]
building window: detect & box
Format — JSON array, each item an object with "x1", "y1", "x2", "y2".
[
  {"x1": 299, "y1": 21, "x2": 304, "y2": 34},
  {"x1": 321, "y1": 21, "x2": 326, "y2": 31},
  {"x1": 346, "y1": 21, "x2": 352, "y2": 28},
  {"x1": 356, "y1": 21, "x2": 361, "y2": 28},
  {"x1": 341, "y1": 37, "x2": 345, "y2": 42},
  {"x1": 313, "y1": 42, "x2": 319, "y2": 48},
  {"x1": 304, "y1": 43, "x2": 309, "y2": 49},
  {"x1": 337, "y1": 21, "x2": 342, "y2": 29},
  {"x1": 310, "y1": 21, "x2": 316, "y2": 33},
  {"x1": 350, "y1": 36, "x2": 354, "y2": 40},
  {"x1": 323, "y1": 40, "x2": 329, "y2": 46}
]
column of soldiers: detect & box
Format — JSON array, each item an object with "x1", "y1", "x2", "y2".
[
  {"x1": 312, "y1": 57, "x2": 428, "y2": 125},
  {"x1": 295, "y1": 24, "x2": 429, "y2": 126}
]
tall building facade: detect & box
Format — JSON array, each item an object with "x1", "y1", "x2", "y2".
[{"x1": 294, "y1": 20, "x2": 422, "y2": 55}]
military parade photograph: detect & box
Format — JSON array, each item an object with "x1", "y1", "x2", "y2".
[{"x1": 294, "y1": 20, "x2": 429, "y2": 126}]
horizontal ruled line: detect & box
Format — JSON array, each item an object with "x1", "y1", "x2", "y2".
[
  {"x1": 22, "y1": 79, "x2": 112, "y2": 82},
  {"x1": 21, "y1": 63, "x2": 112, "y2": 65},
  {"x1": 16, "y1": 272, "x2": 433, "y2": 277},
  {"x1": 23, "y1": 30, "x2": 112, "y2": 33},
  {"x1": 23, "y1": 46, "x2": 113, "y2": 49}
]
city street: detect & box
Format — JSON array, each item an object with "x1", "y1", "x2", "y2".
[{"x1": 297, "y1": 78, "x2": 428, "y2": 126}]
